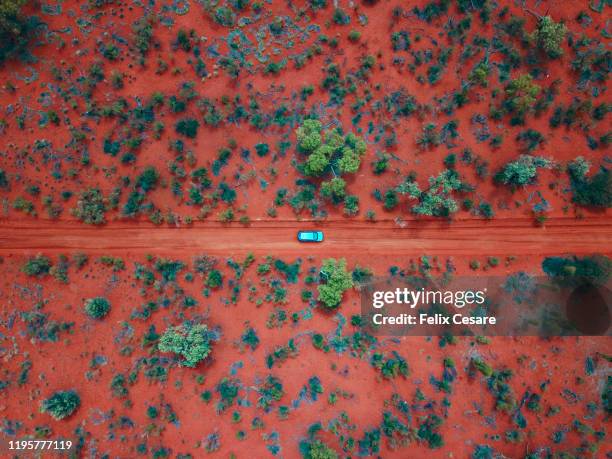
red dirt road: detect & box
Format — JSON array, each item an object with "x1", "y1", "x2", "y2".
[{"x1": 1, "y1": 217, "x2": 609, "y2": 256}]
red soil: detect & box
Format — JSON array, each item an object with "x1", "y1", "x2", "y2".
[{"x1": 0, "y1": 0, "x2": 610, "y2": 458}]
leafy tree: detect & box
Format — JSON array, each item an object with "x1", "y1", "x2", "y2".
[
  {"x1": 532, "y1": 16, "x2": 567, "y2": 59},
  {"x1": 213, "y1": 6, "x2": 235, "y2": 27},
  {"x1": 73, "y1": 188, "x2": 107, "y2": 225},
  {"x1": 0, "y1": 0, "x2": 36, "y2": 64},
  {"x1": 308, "y1": 0, "x2": 327, "y2": 10},
  {"x1": 343, "y1": 195, "x2": 359, "y2": 216},
  {"x1": 320, "y1": 178, "x2": 346, "y2": 204},
  {"x1": 136, "y1": 166, "x2": 159, "y2": 192},
  {"x1": 303, "y1": 439, "x2": 338, "y2": 459},
  {"x1": 516, "y1": 129, "x2": 544, "y2": 152},
  {"x1": 567, "y1": 157, "x2": 611, "y2": 208},
  {"x1": 0, "y1": 168, "x2": 8, "y2": 189},
  {"x1": 206, "y1": 269, "x2": 223, "y2": 288},
  {"x1": 22, "y1": 255, "x2": 52, "y2": 277},
  {"x1": 494, "y1": 155, "x2": 551, "y2": 187},
  {"x1": 503, "y1": 75, "x2": 540, "y2": 122},
  {"x1": 84, "y1": 297, "x2": 111, "y2": 319},
  {"x1": 396, "y1": 170, "x2": 463, "y2": 217},
  {"x1": 543, "y1": 255, "x2": 610, "y2": 286},
  {"x1": 296, "y1": 119, "x2": 366, "y2": 178},
  {"x1": 40, "y1": 390, "x2": 80, "y2": 420},
  {"x1": 255, "y1": 143, "x2": 269, "y2": 157},
  {"x1": 317, "y1": 258, "x2": 353, "y2": 309},
  {"x1": 131, "y1": 15, "x2": 155, "y2": 55},
  {"x1": 175, "y1": 118, "x2": 199, "y2": 138},
  {"x1": 159, "y1": 322, "x2": 212, "y2": 368},
  {"x1": 218, "y1": 182, "x2": 236, "y2": 203}
]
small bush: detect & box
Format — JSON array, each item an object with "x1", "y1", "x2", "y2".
[
  {"x1": 494, "y1": 155, "x2": 551, "y2": 187},
  {"x1": 84, "y1": 297, "x2": 111, "y2": 319},
  {"x1": 73, "y1": 188, "x2": 106, "y2": 225},
  {"x1": 40, "y1": 390, "x2": 80, "y2": 420},
  {"x1": 213, "y1": 6, "x2": 235, "y2": 27},
  {"x1": 302, "y1": 439, "x2": 337, "y2": 459},
  {"x1": 206, "y1": 269, "x2": 223, "y2": 288},
  {"x1": 567, "y1": 157, "x2": 611, "y2": 208},
  {"x1": 348, "y1": 30, "x2": 361, "y2": 42},
  {"x1": 22, "y1": 255, "x2": 51, "y2": 277},
  {"x1": 0, "y1": 0, "x2": 37, "y2": 64},
  {"x1": 318, "y1": 258, "x2": 353, "y2": 309},
  {"x1": 175, "y1": 118, "x2": 199, "y2": 138},
  {"x1": 158, "y1": 322, "x2": 212, "y2": 367}
]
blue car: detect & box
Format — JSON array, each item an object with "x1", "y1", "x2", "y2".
[{"x1": 297, "y1": 230, "x2": 324, "y2": 242}]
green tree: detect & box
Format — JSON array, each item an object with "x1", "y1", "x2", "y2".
[
  {"x1": 22, "y1": 255, "x2": 51, "y2": 277},
  {"x1": 84, "y1": 297, "x2": 111, "y2": 319},
  {"x1": 317, "y1": 258, "x2": 353, "y2": 309},
  {"x1": 206, "y1": 269, "x2": 223, "y2": 288},
  {"x1": 0, "y1": 0, "x2": 34, "y2": 64},
  {"x1": 543, "y1": 255, "x2": 610, "y2": 286},
  {"x1": 175, "y1": 118, "x2": 199, "y2": 138},
  {"x1": 503, "y1": 75, "x2": 540, "y2": 121},
  {"x1": 494, "y1": 155, "x2": 551, "y2": 187},
  {"x1": 567, "y1": 157, "x2": 611, "y2": 208},
  {"x1": 136, "y1": 166, "x2": 159, "y2": 192},
  {"x1": 296, "y1": 119, "x2": 323, "y2": 152},
  {"x1": 396, "y1": 170, "x2": 463, "y2": 217},
  {"x1": 72, "y1": 188, "x2": 107, "y2": 225},
  {"x1": 40, "y1": 390, "x2": 80, "y2": 420},
  {"x1": 320, "y1": 177, "x2": 346, "y2": 204},
  {"x1": 296, "y1": 119, "x2": 366, "y2": 178},
  {"x1": 532, "y1": 16, "x2": 567, "y2": 59},
  {"x1": 343, "y1": 195, "x2": 359, "y2": 216},
  {"x1": 213, "y1": 6, "x2": 235, "y2": 27},
  {"x1": 0, "y1": 168, "x2": 9, "y2": 189},
  {"x1": 303, "y1": 440, "x2": 338, "y2": 459},
  {"x1": 158, "y1": 322, "x2": 212, "y2": 367}
]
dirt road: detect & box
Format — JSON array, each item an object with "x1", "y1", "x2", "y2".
[{"x1": 0, "y1": 217, "x2": 609, "y2": 256}]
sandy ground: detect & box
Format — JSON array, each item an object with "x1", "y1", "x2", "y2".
[{"x1": 1, "y1": 217, "x2": 609, "y2": 256}]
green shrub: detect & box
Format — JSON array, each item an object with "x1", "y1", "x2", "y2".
[
  {"x1": 494, "y1": 155, "x2": 551, "y2": 187},
  {"x1": 132, "y1": 15, "x2": 154, "y2": 55},
  {"x1": 333, "y1": 8, "x2": 350, "y2": 25},
  {"x1": 567, "y1": 157, "x2": 611, "y2": 208},
  {"x1": 296, "y1": 119, "x2": 366, "y2": 177},
  {"x1": 136, "y1": 166, "x2": 160, "y2": 192},
  {"x1": 73, "y1": 188, "x2": 107, "y2": 225},
  {"x1": 255, "y1": 143, "x2": 269, "y2": 157},
  {"x1": 213, "y1": 6, "x2": 235, "y2": 27},
  {"x1": 343, "y1": 195, "x2": 359, "y2": 216},
  {"x1": 0, "y1": 0, "x2": 37, "y2": 64},
  {"x1": 542, "y1": 255, "x2": 610, "y2": 286},
  {"x1": 396, "y1": 170, "x2": 462, "y2": 217},
  {"x1": 503, "y1": 75, "x2": 540, "y2": 122},
  {"x1": 0, "y1": 168, "x2": 9, "y2": 189},
  {"x1": 348, "y1": 30, "x2": 361, "y2": 42},
  {"x1": 532, "y1": 16, "x2": 567, "y2": 59},
  {"x1": 175, "y1": 118, "x2": 199, "y2": 138},
  {"x1": 84, "y1": 297, "x2": 111, "y2": 319},
  {"x1": 308, "y1": 0, "x2": 327, "y2": 10},
  {"x1": 22, "y1": 255, "x2": 51, "y2": 277},
  {"x1": 158, "y1": 322, "x2": 212, "y2": 368},
  {"x1": 206, "y1": 269, "x2": 223, "y2": 288},
  {"x1": 303, "y1": 439, "x2": 337, "y2": 459},
  {"x1": 317, "y1": 258, "x2": 353, "y2": 309},
  {"x1": 320, "y1": 178, "x2": 346, "y2": 204},
  {"x1": 40, "y1": 390, "x2": 80, "y2": 420}
]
